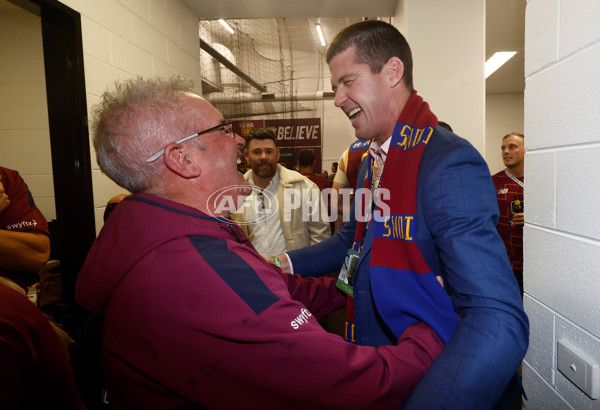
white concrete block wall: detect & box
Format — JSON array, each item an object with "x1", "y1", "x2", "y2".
[
  {"x1": 56, "y1": 0, "x2": 202, "y2": 233},
  {"x1": 401, "y1": 0, "x2": 485, "y2": 156},
  {"x1": 524, "y1": 0, "x2": 600, "y2": 406},
  {"x1": 559, "y1": 0, "x2": 600, "y2": 59},
  {"x1": 0, "y1": 6, "x2": 55, "y2": 220},
  {"x1": 524, "y1": 151, "x2": 555, "y2": 228}
]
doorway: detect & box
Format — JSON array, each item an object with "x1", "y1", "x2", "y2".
[{"x1": 4, "y1": 0, "x2": 95, "y2": 331}]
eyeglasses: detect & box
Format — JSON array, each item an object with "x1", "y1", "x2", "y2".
[{"x1": 146, "y1": 120, "x2": 233, "y2": 163}]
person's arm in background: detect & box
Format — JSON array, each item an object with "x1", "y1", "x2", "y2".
[
  {"x1": 0, "y1": 230, "x2": 50, "y2": 272},
  {"x1": 0, "y1": 173, "x2": 50, "y2": 273},
  {"x1": 403, "y1": 141, "x2": 529, "y2": 409}
]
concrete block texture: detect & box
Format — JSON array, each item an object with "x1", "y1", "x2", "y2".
[
  {"x1": 523, "y1": 151, "x2": 555, "y2": 229},
  {"x1": 525, "y1": 43, "x2": 600, "y2": 150},
  {"x1": 557, "y1": 147, "x2": 600, "y2": 241},
  {"x1": 524, "y1": 296, "x2": 555, "y2": 385},
  {"x1": 559, "y1": 0, "x2": 600, "y2": 59},
  {"x1": 523, "y1": 362, "x2": 573, "y2": 409},
  {"x1": 525, "y1": 227, "x2": 600, "y2": 337},
  {"x1": 525, "y1": 0, "x2": 559, "y2": 76}
]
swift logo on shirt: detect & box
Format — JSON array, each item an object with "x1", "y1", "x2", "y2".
[
  {"x1": 6, "y1": 219, "x2": 38, "y2": 230},
  {"x1": 291, "y1": 308, "x2": 312, "y2": 329}
]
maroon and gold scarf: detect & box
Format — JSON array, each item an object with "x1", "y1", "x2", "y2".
[{"x1": 353, "y1": 91, "x2": 458, "y2": 343}]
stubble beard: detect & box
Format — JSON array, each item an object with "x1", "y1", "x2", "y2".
[{"x1": 253, "y1": 161, "x2": 277, "y2": 179}]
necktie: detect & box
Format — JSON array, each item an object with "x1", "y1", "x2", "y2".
[{"x1": 371, "y1": 149, "x2": 384, "y2": 205}]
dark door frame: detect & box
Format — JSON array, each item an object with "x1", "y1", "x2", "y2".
[{"x1": 10, "y1": 0, "x2": 96, "y2": 330}]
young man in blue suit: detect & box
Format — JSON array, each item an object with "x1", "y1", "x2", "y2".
[{"x1": 272, "y1": 20, "x2": 529, "y2": 409}]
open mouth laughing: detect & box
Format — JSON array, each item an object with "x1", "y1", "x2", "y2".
[{"x1": 347, "y1": 107, "x2": 362, "y2": 124}]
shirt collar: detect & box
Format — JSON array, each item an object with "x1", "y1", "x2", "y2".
[{"x1": 368, "y1": 137, "x2": 391, "y2": 162}]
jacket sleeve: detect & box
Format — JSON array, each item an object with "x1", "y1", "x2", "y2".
[
  {"x1": 278, "y1": 269, "x2": 346, "y2": 319},
  {"x1": 287, "y1": 210, "x2": 355, "y2": 277},
  {"x1": 403, "y1": 140, "x2": 529, "y2": 409}
]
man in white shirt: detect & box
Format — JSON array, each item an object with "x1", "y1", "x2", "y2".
[{"x1": 231, "y1": 128, "x2": 330, "y2": 256}]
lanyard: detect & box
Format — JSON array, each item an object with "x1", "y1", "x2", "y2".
[{"x1": 505, "y1": 169, "x2": 524, "y2": 188}]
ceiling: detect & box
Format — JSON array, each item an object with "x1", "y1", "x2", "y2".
[
  {"x1": 1, "y1": 0, "x2": 524, "y2": 94},
  {"x1": 183, "y1": 0, "x2": 526, "y2": 95}
]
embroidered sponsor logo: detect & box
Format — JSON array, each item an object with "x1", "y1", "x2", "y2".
[
  {"x1": 498, "y1": 188, "x2": 508, "y2": 194},
  {"x1": 6, "y1": 219, "x2": 38, "y2": 230},
  {"x1": 350, "y1": 139, "x2": 370, "y2": 151},
  {"x1": 291, "y1": 308, "x2": 312, "y2": 329}
]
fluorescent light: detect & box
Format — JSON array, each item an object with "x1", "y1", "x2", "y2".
[
  {"x1": 485, "y1": 51, "x2": 517, "y2": 78},
  {"x1": 218, "y1": 19, "x2": 234, "y2": 34},
  {"x1": 316, "y1": 24, "x2": 326, "y2": 47}
]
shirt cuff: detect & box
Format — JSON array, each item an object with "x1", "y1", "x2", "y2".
[{"x1": 284, "y1": 253, "x2": 295, "y2": 275}]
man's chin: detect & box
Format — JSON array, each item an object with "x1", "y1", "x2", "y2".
[
  {"x1": 353, "y1": 127, "x2": 370, "y2": 140},
  {"x1": 255, "y1": 168, "x2": 276, "y2": 179}
]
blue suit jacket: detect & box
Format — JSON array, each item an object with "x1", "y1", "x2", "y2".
[{"x1": 288, "y1": 126, "x2": 529, "y2": 409}]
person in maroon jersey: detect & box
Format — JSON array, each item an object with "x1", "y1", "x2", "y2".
[
  {"x1": 0, "y1": 166, "x2": 50, "y2": 291},
  {"x1": 492, "y1": 132, "x2": 525, "y2": 296}
]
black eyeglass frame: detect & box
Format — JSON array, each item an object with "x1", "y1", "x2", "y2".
[{"x1": 146, "y1": 120, "x2": 233, "y2": 163}]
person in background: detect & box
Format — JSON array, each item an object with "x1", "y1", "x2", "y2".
[
  {"x1": 297, "y1": 149, "x2": 329, "y2": 190},
  {"x1": 76, "y1": 75, "x2": 449, "y2": 409},
  {"x1": 329, "y1": 139, "x2": 370, "y2": 233},
  {"x1": 271, "y1": 20, "x2": 529, "y2": 409},
  {"x1": 0, "y1": 166, "x2": 50, "y2": 292},
  {"x1": 236, "y1": 132, "x2": 248, "y2": 174},
  {"x1": 0, "y1": 277, "x2": 85, "y2": 410},
  {"x1": 492, "y1": 132, "x2": 525, "y2": 296},
  {"x1": 328, "y1": 161, "x2": 338, "y2": 187},
  {"x1": 231, "y1": 128, "x2": 330, "y2": 257}
]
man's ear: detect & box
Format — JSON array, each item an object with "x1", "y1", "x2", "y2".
[
  {"x1": 163, "y1": 144, "x2": 202, "y2": 179},
  {"x1": 385, "y1": 57, "x2": 405, "y2": 88},
  {"x1": 276, "y1": 148, "x2": 281, "y2": 162}
]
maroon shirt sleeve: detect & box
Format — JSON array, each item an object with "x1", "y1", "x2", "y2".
[
  {"x1": 0, "y1": 167, "x2": 49, "y2": 236},
  {"x1": 278, "y1": 268, "x2": 346, "y2": 319}
]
